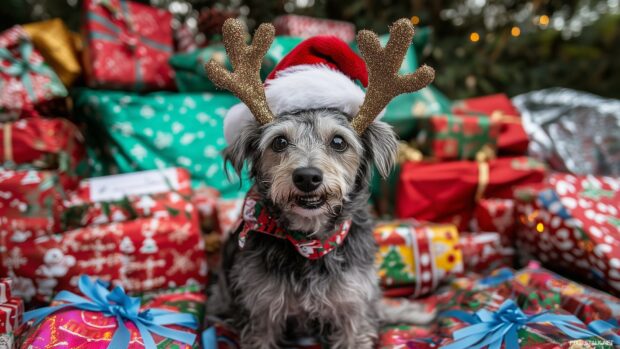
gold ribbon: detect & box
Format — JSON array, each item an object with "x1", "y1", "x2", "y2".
[
  {"x1": 397, "y1": 141, "x2": 423, "y2": 163},
  {"x1": 2, "y1": 123, "x2": 12, "y2": 163},
  {"x1": 474, "y1": 144, "x2": 495, "y2": 202},
  {"x1": 490, "y1": 110, "x2": 521, "y2": 124}
]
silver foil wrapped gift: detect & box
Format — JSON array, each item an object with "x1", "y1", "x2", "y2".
[{"x1": 513, "y1": 88, "x2": 620, "y2": 176}]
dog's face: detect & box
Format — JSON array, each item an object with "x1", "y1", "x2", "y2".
[{"x1": 225, "y1": 109, "x2": 398, "y2": 232}]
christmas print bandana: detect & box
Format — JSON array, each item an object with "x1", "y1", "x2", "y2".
[{"x1": 238, "y1": 188, "x2": 351, "y2": 259}]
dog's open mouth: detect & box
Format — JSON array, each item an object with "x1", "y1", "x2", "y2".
[{"x1": 295, "y1": 195, "x2": 326, "y2": 209}]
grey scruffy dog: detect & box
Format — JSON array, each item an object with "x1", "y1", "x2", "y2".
[{"x1": 204, "y1": 18, "x2": 435, "y2": 348}]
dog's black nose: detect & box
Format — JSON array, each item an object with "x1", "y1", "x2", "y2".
[{"x1": 292, "y1": 167, "x2": 323, "y2": 192}]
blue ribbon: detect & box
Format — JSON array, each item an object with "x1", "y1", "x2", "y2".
[
  {"x1": 23, "y1": 275, "x2": 198, "y2": 349},
  {"x1": 588, "y1": 319, "x2": 620, "y2": 345},
  {"x1": 439, "y1": 299, "x2": 599, "y2": 349},
  {"x1": 0, "y1": 38, "x2": 51, "y2": 100}
]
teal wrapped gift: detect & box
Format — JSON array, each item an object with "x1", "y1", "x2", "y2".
[
  {"x1": 169, "y1": 36, "x2": 303, "y2": 92},
  {"x1": 74, "y1": 89, "x2": 250, "y2": 198}
]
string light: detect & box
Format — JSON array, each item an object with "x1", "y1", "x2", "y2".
[
  {"x1": 411, "y1": 16, "x2": 420, "y2": 25},
  {"x1": 469, "y1": 32, "x2": 480, "y2": 42},
  {"x1": 536, "y1": 222, "x2": 544, "y2": 233},
  {"x1": 511, "y1": 26, "x2": 521, "y2": 37},
  {"x1": 539, "y1": 15, "x2": 550, "y2": 26}
]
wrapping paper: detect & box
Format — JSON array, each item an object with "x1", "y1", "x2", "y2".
[
  {"x1": 415, "y1": 113, "x2": 500, "y2": 160},
  {"x1": 74, "y1": 89, "x2": 251, "y2": 198},
  {"x1": 515, "y1": 173, "x2": 620, "y2": 295},
  {"x1": 23, "y1": 18, "x2": 82, "y2": 87},
  {"x1": 452, "y1": 93, "x2": 529, "y2": 155},
  {"x1": 0, "y1": 211, "x2": 207, "y2": 303},
  {"x1": 459, "y1": 232, "x2": 514, "y2": 274},
  {"x1": 374, "y1": 220, "x2": 463, "y2": 298},
  {"x1": 379, "y1": 324, "x2": 439, "y2": 349},
  {"x1": 273, "y1": 15, "x2": 355, "y2": 42},
  {"x1": 513, "y1": 88, "x2": 620, "y2": 176},
  {"x1": 82, "y1": 0, "x2": 175, "y2": 91},
  {"x1": 170, "y1": 36, "x2": 303, "y2": 92},
  {"x1": 396, "y1": 157, "x2": 546, "y2": 231},
  {"x1": 472, "y1": 198, "x2": 517, "y2": 247},
  {"x1": 0, "y1": 117, "x2": 84, "y2": 172},
  {"x1": 0, "y1": 298, "x2": 23, "y2": 335},
  {"x1": 0, "y1": 26, "x2": 67, "y2": 120},
  {"x1": 0, "y1": 169, "x2": 73, "y2": 237},
  {"x1": 192, "y1": 187, "x2": 220, "y2": 233},
  {"x1": 21, "y1": 291, "x2": 205, "y2": 348}
]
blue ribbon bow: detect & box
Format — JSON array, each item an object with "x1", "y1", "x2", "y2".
[
  {"x1": 588, "y1": 318, "x2": 620, "y2": 345},
  {"x1": 439, "y1": 299, "x2": 599, "y2": 349},
  {"x1": 0, "y1": 38, "x2": 53, "y2": 100},
  {"x1": 24, "y1": 275, "x2": 198, "y2": 349}
]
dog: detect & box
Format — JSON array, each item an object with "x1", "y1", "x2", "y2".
[{"x1": 204, "y1": 18, "x2": 435, "y2": 349}]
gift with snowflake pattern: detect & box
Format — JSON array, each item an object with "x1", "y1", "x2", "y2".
[
  {"x1": 73, "y1": 89, "x2": 251, "y2": 198},
  {"x1": 82, "y1": 0, "x2": 175, "y2": 91}
]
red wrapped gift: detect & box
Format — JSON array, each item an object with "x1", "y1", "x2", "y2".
[
  {"x1": 216, "y1": 198, "x2": 243, "y2": 236},
  {"x1": 459, "y1": 232, "x2": 514, "y2": 274},
  {"x1": 0, "y1": 117, "x2": 84, "y2": 171},
  {"x1": 516, "y1": 173, "x2": 620, "y2": 295},
  {"x1": 273, "y1": 15, "x2": 356, "y2": 42},
  {"x1": 452, "y1": 93, "x2": 529, "y2": 156},
  {"x1": 73, "y1": 168, "x2": 192, "y2": 202},
  {"x1": 192, "y1": 186, "x2": 220, "y2": 233},
  {"x1": 0, "y1": 26, "x2": 68, "y2": 120},
  {"x1": 396, "y1": 157, "x2": 546, "y2": 230},
  {"x1": 82, "y1": 0, "x2": 175, "y2": 91},
  {"x1": 0, "y1": 298, "x2": 23, "y2": 335},
  {"x1": 0, "y1": 169, "x2": 74, "y2": 237},
  {"x1": 472, "y1": 198, "x2": 516, "y2": 247},
  {"x1": 0, "y1": 279, "x2": 11, "y2": 304},
  {"x1": 0, "y1": 212, "x2": 207, "y2": 303}
]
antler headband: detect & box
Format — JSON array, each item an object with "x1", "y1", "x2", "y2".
[{"x1": 205, "y1": 18, "x2": 435, "y2": 135}]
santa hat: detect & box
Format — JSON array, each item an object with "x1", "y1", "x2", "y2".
[{"x1": 223, "y1": 36, "x2": 376, "y2": 144}]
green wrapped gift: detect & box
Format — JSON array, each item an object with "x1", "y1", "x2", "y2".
[
  {"x1": 169, "y1": 36, "x2": 304, "y2": 92},
  {"x1": 73, "y1": 89, "x2": 251, "y2": 198}
]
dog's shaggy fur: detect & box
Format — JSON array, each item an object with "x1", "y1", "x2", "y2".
[{"x1": 208, "y1": 109, "x2": 399, "y2": 348}]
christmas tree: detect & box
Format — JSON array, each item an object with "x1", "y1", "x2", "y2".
[{"x1": 380, "y1": 246, "x2": 412, "y2": 284}]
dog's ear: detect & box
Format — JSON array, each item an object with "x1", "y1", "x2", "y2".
[
  {"x1": 223, "y1": 121, "x2": 260, "y2": 176},
  {"x1": 363, "y1": 121, "x2": 399, "y2": 178}
]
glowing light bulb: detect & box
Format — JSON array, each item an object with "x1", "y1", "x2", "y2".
[
  {"x1": 411, "y1": 16, "x2": 420, "y2": 25},
  {"x1": 539, "y1": 15, "x2": 550, "y2": 26},
  {"x1": 511, "y1": 26, "x2": 521, "y2": 37},
  {"x1": 470, "y1": 32, "x2": 480, "y2": 42}
]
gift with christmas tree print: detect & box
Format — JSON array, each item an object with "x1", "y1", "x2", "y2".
[
  {"x1": 374, "y1": 220, "x2": 463, "y2": 298},
  {"x1": 0, "y1": 26, "x2": 68, "y2": 120},
  {"x1": 169, "y1": 36, "x2": 303, "y2": 93},
  {"x1": 0, "y1": 169, "x2": 74, "y2": 237},
  {"x1": 0, "y1": 117, "x2": 85, "y2": 173},
  {"x1": 73, "y1": 89, "x2": 251, "y2": 198},
  {"x1": 82, "y1": 0, "x2": 175, "y2": 91},
  {"x1": 396, "y1": 156, "x2": 546, "y2": 231},
  {"x1": 21, "y1": 275, "x2": 205, "y2": 349},
  {"x1": 515, "y1": 173, "x2": 620, "y2": 296},
  {"x1": 0, "y1": 209, "x2": 207, "y2": 303}
]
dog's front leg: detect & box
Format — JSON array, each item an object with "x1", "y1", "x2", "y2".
[
  {"x1": 326, "y1": 305, "x2": 378, "y2": 349},
  {"x1": 238, "y1": 313, "x2": 284, "y2": 349}
]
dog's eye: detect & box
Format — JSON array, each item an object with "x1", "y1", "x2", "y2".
[
  {"x1": 330, "y1": 136, "x2": 348, "y2": 152},
  {"x1": 271, "y1": 136, "x2": 289, "y2": 152}
]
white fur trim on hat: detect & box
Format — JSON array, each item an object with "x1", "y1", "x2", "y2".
[{"x1": 222, "y1": 64, "x2": 384, "y2": 144}]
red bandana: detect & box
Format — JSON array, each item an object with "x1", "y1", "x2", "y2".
[{"x1": 238, "y1": 188, "x2": 352, "y2": 259}]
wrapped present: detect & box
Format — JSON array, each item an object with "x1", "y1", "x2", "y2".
[
  {"x1": 452, "y1": 93, "x2": 529, "y2": 156},
  {"x1": 471, "y1": 198, "x2": 516, "y2": 248},
  {"x1": 439, "y1": 299, "x2": 612, "y2": 349},
  {"x1": 414, "y1": 113, "x2": 501, "y2": 161},
  {"x1": 273, "y1": 15, "x2": 355, "y2": 42},
  {"x1": 0, "y1": 26, "x2": 67, "y2": 120},
  {"x1": 74, "y1": 89, "x2": 250, "y2": 198},
  {"x1": 0, "y1": 208, "x2": 207, "y2": 303},
  {"x1": 192, "y1": 186, "x2": 220, "y2": 233},
  {"x1": 0, "y1": 279, "x2": 11, "y2": 304},
  {"x1": 170, "y1": 36, "x2": 303, "y2": 93},
  {"x1": 216, "y1": 198, "x2": 243, "y2": 236},
  {"x1": 514, "y1": 266, "x2": 620, "y2": 323},
  {"x1": 23, "y1": 18, "x2": 82, "y2": 87},
  {"x1": 513, "y1": 88, "x2": 620, "y2": 176},
  {"x1": 0, "y1": 117, "x2": 85, "y2": 172},
  {"x1": 515, "y1": 173, "x2": 620, "y2": 295},
  {"x1": 82, "y1": 0, "x2": 175, "y2": 91},
  {"x1": 22, "y1": 275, "x2": 203, "y2": 349},
  {"x1": 396, "y1": 157, "x2": 546, "y2": 231},
  {"x1": 0, "y1": 169, "x2": 73, "y2": 237},
  {"x1": 379, "y1": 324, "x2": 439, "y2": 349},
  {"x1": 374, "y1": 220, "x2": 463, "y2": 298},
  {"x1": 0, "y1": 297, "x2": 24, "y2": 349},
  {"x1": 459, "y1": 232, "x2": 514, "y2": 274}
]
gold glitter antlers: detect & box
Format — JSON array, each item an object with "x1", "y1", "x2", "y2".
[
  {"x1": 205, "y1": 18, "x2": 275, "y2": 125},
  {"x1": 351, "y1": 18, "x2": 435, "y2": 134},
  {"x1": 205, "y1": 18, "x2": 435, "y2": 134}
]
